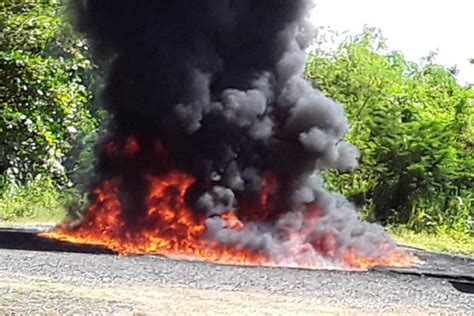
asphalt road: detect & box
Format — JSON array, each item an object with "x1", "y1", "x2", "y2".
[{"x1": 1, "y1": 249, "x2": 473, "y2": 315}]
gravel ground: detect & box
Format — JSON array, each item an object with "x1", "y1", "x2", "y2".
[{"x1": 1, "y1": 249, "x2": 473, "y2": 315}]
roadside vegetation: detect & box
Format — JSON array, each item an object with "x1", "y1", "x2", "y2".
[
  {"x1": 1, "y1": 2, "x2": 472, "y2": 255},
  {"x1": 0, "y1": 0, "x2": 99, "y2": 223},
  {"x1": 306, "y1": 28, "x2": 473, "y2": 247},
  {"x1": 389, "y1": 226, "x2": 474, "y2": 256}
]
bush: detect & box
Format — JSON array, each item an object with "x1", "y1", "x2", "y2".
[
  {"x1": 0, "y1": 176, "x2": 71, "y2": 222},
  {"x1": 306, "y1": 28, "x2": 473, "y2": 235},
  {"x1": 0, "y1": 0, "x2": 98, "y2": 186}
]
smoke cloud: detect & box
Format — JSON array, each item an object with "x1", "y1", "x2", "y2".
[{"x1": 72, "y1": 0, "x2": 395, "y2": 267}]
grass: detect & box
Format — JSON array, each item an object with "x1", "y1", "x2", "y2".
[
  {"x1": 389, "y1": 225, "x2": 474, "y2": 256},
  {"x1": 0, "y1": 179, "x2": 69, "y2": 223}
]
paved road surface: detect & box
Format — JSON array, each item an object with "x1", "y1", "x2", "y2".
[{"x1": 1, "y1": 249, "x2": 473, "y2": 315}]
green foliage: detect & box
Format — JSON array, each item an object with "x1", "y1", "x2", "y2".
[
  {"x1": 0, "y1": 176, "x2": 68, "y2": 222},
  {"x1": 0, "y1": 0, "x2": 98, "y2": 185},
  {"x1": 307, "y1": 28, "x2": 474, "y2": 235}
]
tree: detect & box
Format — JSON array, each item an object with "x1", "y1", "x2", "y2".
[
  {"x1": 306, "y1": 28, "x2": 473, "y2": 234},
  {"x1": 0, "y1": 0, "x2": 98, "y2": 186}
]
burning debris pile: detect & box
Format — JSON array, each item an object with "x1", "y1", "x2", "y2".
[{"x1": 43, "y1": 0, "x2": 417, "y2": 270}]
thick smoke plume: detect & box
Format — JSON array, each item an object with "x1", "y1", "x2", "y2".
[{"x1": 71, "y1": 0, "x2": 397, "y2": 267}]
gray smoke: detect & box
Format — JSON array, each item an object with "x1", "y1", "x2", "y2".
[{"x1": 73, "y1": 0, "x2": 396, "y2": 268}]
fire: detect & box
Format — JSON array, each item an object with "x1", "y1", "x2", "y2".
[
  {"x1": 56, "y1": 1, "x2": 422, "y2": 273},
  {"x1": 41, "y1": 137, "x2": 418, "y2": 271},
  {"x1": 221, "y1": 212, "x2": 244, "y2": 231},
  {"x1": 43, "y1": 172, "x2": 269, "y2": 265}
]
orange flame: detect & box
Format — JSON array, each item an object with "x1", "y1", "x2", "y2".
[
  {"x1": 41, "y1": 138, "x2": 419, "y2": 270},
  {"x1": 221, "y1": 212, "x2": 245, "y2": 231},
  {"x1": 43, "y1": 172, "x2": 269, "y2": 265}
]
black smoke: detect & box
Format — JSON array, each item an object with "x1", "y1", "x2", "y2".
[{"x1": 72, "y1": 0, "x2": 395, "y2": 266}]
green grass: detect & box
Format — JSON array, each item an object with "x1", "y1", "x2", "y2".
[
  {"x1": 0, "y1": 179, "x2": 69, "y2": 223},
  {"x1": 389, "y1": 226, "x2": 474, "y2": 256}
]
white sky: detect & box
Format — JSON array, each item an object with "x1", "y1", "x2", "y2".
[{"x1": 311, "y1": 0, "x2": 474, "y2": 85}]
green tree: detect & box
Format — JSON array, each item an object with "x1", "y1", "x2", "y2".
[
  {"x1": 306, "y1": 28, "x2": 473, "y2": 235},
  {"x1": 0, "y1": 0, "x2": 98, "y2": 186}
]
